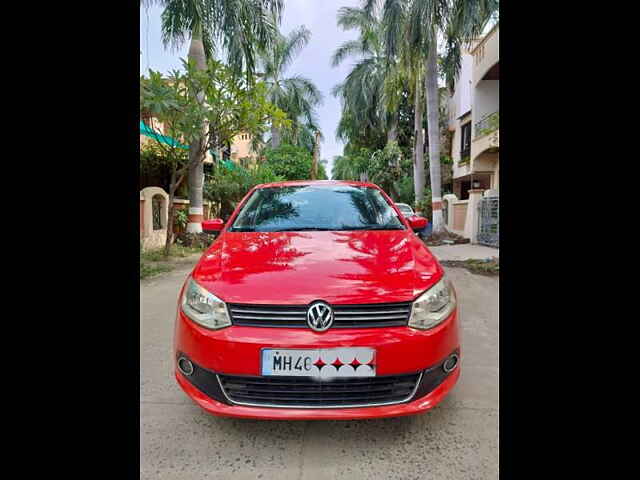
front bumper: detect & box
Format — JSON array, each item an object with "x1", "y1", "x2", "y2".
[
  {"x1": 174, "y1": 307, "x2": 460, "y2": 419},
  {"x1": 175, "y1": 365, "x2": 459, "y2": 419}
]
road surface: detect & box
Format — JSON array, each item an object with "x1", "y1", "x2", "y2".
[{"x1": 140, "y1": 261, "x2": 498, "y2": 480}]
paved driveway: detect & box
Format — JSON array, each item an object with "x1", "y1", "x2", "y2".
[{"x1": 141, "y1": 262, "x2": 498, "y2": 480}]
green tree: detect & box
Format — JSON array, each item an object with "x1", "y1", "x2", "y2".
[
  {"x1": 331, "y1": 155, "x2": 358, "y2": 181},
  {"x1": 204, "y1": 164, "x2": 284, "y2": 219},
  {"x1": 373, "y1": 0, "x2": 498, "y2": 232},
  {"x1": 331, "y1": 147, "x2": 373, "y2": 181},
  {"x1": 377, "y1": 0, "x2": 427, "y2": 205},
  {"x1": 368, "y1": 141, "x2": 403, "y2": 199},
  {"x1": 143, "y1": 0, "x2": 284, "y2": 233},
  {"x1": 331, "y1": 5, "x2": 404, "y2": 146},
  {"x1": 140, "y1": 58, "x2": 287, "y2": 255},
  {"x1": 258, "y1": 25, "x2": 323, "y2": 149},
  {"x1": 140, "y1": 141, "x2": 188, "y2": 196},
  {"x1": 262, "y1": 144, "x2": 327, "y2": 181}
]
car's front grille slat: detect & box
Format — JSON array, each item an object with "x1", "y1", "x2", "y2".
[
  {"x1": 334, "y1": 314, "x2": 407, "y2": 321},
  {"x1": 231, "y1": 309, "x2": 307, "y2": 316},
  {"x1": 336, "y1": 309, "x2": 409, "y2": 315},
  {"x1": 218, "y1": 373, "x2": 422, "y2": 408},
  {"x1": 231, "y1": 315, "x2": 307, "y2": 321},
  {"x1": 228, "y1": 302, "x2": 412, "y2": 328}
]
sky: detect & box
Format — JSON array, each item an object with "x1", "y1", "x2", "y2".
[{"x1": 140, "y1": 0, "x2": 362, "y2": 175}]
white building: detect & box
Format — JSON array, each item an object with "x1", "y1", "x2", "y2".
[{"x1": 445, "y1": 23, "x2": 499, "y2": 244}]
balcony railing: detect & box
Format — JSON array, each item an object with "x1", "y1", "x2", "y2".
[{"x1": 474, "y1": 112, "x2": 499, "y2": 139}]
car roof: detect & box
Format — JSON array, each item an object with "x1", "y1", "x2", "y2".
[{"x1": 254, "y1": 180, "x2": 381, "y2": 189}]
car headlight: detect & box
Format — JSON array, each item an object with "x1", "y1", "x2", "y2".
[
  {"x1": 408, "y1": 277, "x2": 456, "y2": 330},
  {"x1": 181, "y1": 277, "x2": 231, "y2": 330}
]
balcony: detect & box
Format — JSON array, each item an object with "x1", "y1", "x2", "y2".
[
  {"x1": 472, "y1": 112, "x2": 499, "y2": 163},
  {"x1": 471, "y1": 111, "x2": 499, "y2": 171},
  {"x1": 471, "y1": 24, "x2": 499, "y2": 85},
  {"x1": 474, "y1": 112, "x2": 499, "y2": 141}
]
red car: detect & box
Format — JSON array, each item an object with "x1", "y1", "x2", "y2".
[{"x1": 174, "y1": 180, "x2": 460, "y2": 420}]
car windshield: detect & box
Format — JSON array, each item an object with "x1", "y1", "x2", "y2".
[{"x1": 229, "y1": 185, "x2": 406, "y2": 232}]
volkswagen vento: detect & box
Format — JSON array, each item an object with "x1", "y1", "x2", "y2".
[{"x1": 174, "y1": 180, "x2": 460, "y2": 419}]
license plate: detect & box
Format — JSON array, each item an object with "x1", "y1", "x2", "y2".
[{"x1": 261, "y1": 347, "x2": 376, "y2": 378}]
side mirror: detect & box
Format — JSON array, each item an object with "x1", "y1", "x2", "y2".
[
  {"x1": 407, "y1": 215, "x2": 428, "y2": 231},
  {"x1": 202, "y1": 219, "x2": 225, "y2": 234}
]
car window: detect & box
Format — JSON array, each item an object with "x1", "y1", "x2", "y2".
[{"x1": 229, "y1": 185, "x2": 406, "y2": 232}]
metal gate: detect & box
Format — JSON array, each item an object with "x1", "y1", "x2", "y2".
[{"x1": 477, "y1": 196, "x2": 499, "y2": 247}]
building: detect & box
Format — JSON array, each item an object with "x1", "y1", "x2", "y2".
[
  {"x1": 445, "y1": 23, "x2": 499, "y2": 245},
  {"x1": 140, "y1": 112, "x2": 259, "y2": 170},
  {"x1": 228, "y1": 133, "x2": 259, "y2": 168}
]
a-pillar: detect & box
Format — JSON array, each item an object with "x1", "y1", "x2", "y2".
[{"x1": 464, "y1": 189, "x2": 484, "y2": 243}]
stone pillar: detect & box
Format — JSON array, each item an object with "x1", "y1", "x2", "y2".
[
  {"x1": 443, "y1": 194, "x2": 458, "y2": 231},
  {"x1": 140, "y1": 187, "x2": 169, "y2": 250},
  {"x1": 140, "y1": 194, "x2": 145, "y2": 235},
  {"x1": 465, "y1": 189, "x2": 484, "y2": 243}
]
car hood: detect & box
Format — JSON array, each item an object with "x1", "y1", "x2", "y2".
[{"x1": 192, "y1": 230, "x2": 443, "y2": 305}]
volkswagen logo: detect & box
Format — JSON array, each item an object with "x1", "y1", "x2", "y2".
[{"x1": 307, "y1": 301, "x2": 334, "y2": 332}]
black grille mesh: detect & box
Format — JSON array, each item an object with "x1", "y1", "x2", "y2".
[{"x1": 217, "y1": 372, "x2": 421, "y2": 407}]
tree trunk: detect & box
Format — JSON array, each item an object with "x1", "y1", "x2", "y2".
[
  {"x1": 413, "y1": 74, "x2": 425, "y2": 209},
  {"x1": 311, "y1": 131, "x2": 320, "y2": 179},
  {"x1": 271, "y1": 124, "x2": 281, "y2": 149},
  {"x1": 186, "y1": 21, "x2": 208, "y2": 233},
  {"x1": 164, "y1": 172, "x2": 178, "y2": 257},
  {"x1": 165, "y1": 169, "x2": 188, "y2": 256},
  {"x1": 387, "y1": 114, "x2": 398, "y2": 144},
  {"x1": 424, "y1": 31, "x2": 444, "y2": 233}
]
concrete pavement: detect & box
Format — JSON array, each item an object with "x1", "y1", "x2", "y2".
[
  {"x1": 140, "y1": 262, "x2": 498, "y2": 480},
  {"x1": 427, "y1": 244, "x2": 499, "y2": 262}
]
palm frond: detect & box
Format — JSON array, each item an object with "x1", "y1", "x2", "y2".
[
  {"x1": 380, "y1": 0, "x2": 406, "y2": 61},
  {"x1": 279, "y1": 25, "x2": 311, "y2": 74},
  {"x1": 336, "y1": 6, "x2": 375, "y2": 31},
  {"x1": 159, "y1": 0, "x2": 284, "y2": 77},
  {"x1": 331, "y1": 40, "x2": 369, "y2": 68}
]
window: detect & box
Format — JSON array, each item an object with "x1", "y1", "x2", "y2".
[
  {"x1": 461, "y1": 122, "x2": 471, "y2": 161},
  {"x1": 229, "y1": 185, "x2": 405, "y2": 232},
  {"x1": 152, "y1": 194, "x2": 164, "y2": 230}
]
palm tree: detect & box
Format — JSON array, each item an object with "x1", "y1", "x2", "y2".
[
  {"x1": 286, "y1": 115, "x2": 323, "y2": 154},
  {"x1": 332, "y1": 155, "x2": 359, "y2": 180},
  {"x1": 258, "y1": 25, "x2": 323, "y2": 149},
  {"x1": 378, "y1": 0, "x2": 427, "y2": 207},
  {"x1": 331, "y1": 5, "x2": 403, "y2": 146},
  {"x1": 142, "y1": 0, "x2": 283, "y2": 232},
  {"x1": 373, "y1": 0, "x2": 497, "y2": 232}
]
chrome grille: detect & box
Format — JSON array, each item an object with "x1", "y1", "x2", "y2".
[
  {"x1": 217, "y1": 372, "x2": 422, "y2": 408},
  {"x1": 228, "y1": 302, "x2": 412, "y2": 328}
]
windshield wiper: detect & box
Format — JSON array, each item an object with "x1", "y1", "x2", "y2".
[
  {"x1": 269, "y1": 227, "x2": 333, "y2": 232},
  {"x1": 338, "y1": 225, "x2": 404, "y2": 231}
]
